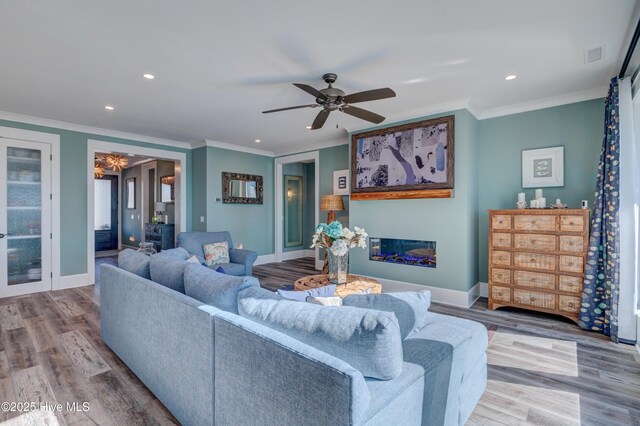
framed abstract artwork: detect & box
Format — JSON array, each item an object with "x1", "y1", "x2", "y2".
[
  {"x1": 522, "y1": 146, "x2": 564, "y2": 188},
  {"x1": 351, "y1": 115, "x2": 454, "y2": 199},
  {"x1": 333, "y1": 170, "x2": 349, "y2": 195}
]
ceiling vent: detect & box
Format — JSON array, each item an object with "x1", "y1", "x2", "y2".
[{"x1": 584, "y1": 46, "x2": 605, "y2": 64}]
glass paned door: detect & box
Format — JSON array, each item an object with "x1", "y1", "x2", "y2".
[{"x1": 0, "y1": 139, "x2": 52, "y2": 297}]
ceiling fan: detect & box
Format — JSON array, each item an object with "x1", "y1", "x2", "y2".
[{"x1": 262, "y1": 73, "x2": 396, "y2": 130}]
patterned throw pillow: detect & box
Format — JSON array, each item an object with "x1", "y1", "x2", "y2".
[{"x1": 203, "y1": 242, "x2": 230, "y2": 266}]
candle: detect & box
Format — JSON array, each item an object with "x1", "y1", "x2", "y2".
[
  {"x1": 535, "y1": 188, "x2": 543, "y2": 200},
  {"x1": 556, "y1": 198, "x2": 561, "y2": 205},
  {"x1": 530, "y1": 200, "x2": 537, "y2": 208},
  {"x1": 539, "y1": 198, "x2": 546, "y2": 208},
  {"x1": 518, "y1": 192, "x2": 525, "y2": 203}
]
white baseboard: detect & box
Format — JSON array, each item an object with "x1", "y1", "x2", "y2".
[
  {"x1": 359, "y1": 275, "x2": 477, "y2": 308},
  {"x1": 58, "y1": 273, "x2": 91, "y2": 290},
  {"x1": 478, "y1": 282, "x2": 488, "y2": 298},
  {"x1": 281, "y1": 249, "x2": 315, "y2": 261},
  {"x1": 255, "y1": 254, "x2": 276, "y2": 265}
]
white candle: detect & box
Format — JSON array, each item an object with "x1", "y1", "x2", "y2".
[
  {"x1": 556, "y1": 198, "x2": 561, "y2": 205},
  {"x1": 518, "y1": 192, "x2": 525, "y2": 203},
  {"x1": 535, "y1": 188, "x2": 543, "y2": 200},
  {"x1": 530, "y1": 200, "x2": 537, "y2": 208},
  {"x1": 539, "y1": 198, "x2": 546, "y2": 208}
]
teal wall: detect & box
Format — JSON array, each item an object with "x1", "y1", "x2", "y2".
[
  {"x1": 191, "y1": 147, "x2": 208, "y2": 232},
  {"x1": 319, "y1": 144, "x2": 350, "y2": 226},
  {"x1": 349, "y1": 110, "x2": 479, "y2": 292},
  {"x1": 0, "y1": 119, "x2": 192, "y2": 277},
  {"x1": 477, "y1": 99, "x2": 604, "y2": 282},
  {"x1": 205, "y1": 147, "x2": 274, "y2": 255}
]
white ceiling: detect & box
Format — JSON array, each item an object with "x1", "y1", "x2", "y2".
[{"x1": 1, "y1": 1, "x2": 637, "y2": 154}]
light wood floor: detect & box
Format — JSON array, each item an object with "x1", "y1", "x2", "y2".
[{"x1": 0, "y1": 258, "x2": 637, "y2": 425}]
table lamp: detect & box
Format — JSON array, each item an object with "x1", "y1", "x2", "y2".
[
  {"x1": 154, "y1": 202, "x2": 166, "y2": 224},
  {"x1": 319, "y1": 195, "x2": 345, "y2": 273}
]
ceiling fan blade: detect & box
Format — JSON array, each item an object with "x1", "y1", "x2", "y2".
[
  {"x1": 262, "y1": 104, "x2": 316, "y2": 114},
  {"x1": 293, "y1": 83, "x2": 328, "y2": 100},
  {"x1": 341, "y1": 105, "x2": 385, "y2": 124},
  {"x1": 311, "y1": 110, "x2": 330, "y2": 130},
  {"x1": 342, "y1": 88, "x2": 396, "y2": 104}
]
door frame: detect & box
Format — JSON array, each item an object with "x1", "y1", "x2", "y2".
[
  {"x1": 0, "y1": 126, "x2": 61, "y2": 291},
  {"x1": 274, "y1": 151, "x2": 319, "y2": 266},
  {"x1": 87, "y1": 140, "x2": 187, "y2": 285}
]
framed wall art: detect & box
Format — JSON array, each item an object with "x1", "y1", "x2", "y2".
[
  {"x1": 333, "y1": 169, "x2": 349, "y2": 195},
  {"x1": 126, "y1": 178, "x2": 136, "y2": 209},
  {"x1": 350, "y1": 115, "x2": 454, "y2": 200},
  {"x1": 522, "y1": 146, "x2": 564, "y2": 188},
  {"x1": 222, "y1": 172, "x2": 263, "y2": 204}
]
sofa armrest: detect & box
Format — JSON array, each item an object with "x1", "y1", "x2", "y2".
[
  {"x1": 213, "y1": 311, "x2": 371, "y2": 426},
  {"x1": 229, "y1": 248, "x2": 258, "y2": 275}
]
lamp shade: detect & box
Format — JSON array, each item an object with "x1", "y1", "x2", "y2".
[
  {"x1": 155, "y1": 202, "x2": 166, "y2": 213},
  {"x1": 320, "y1": 195, "x2": 344, "y2": 211}
]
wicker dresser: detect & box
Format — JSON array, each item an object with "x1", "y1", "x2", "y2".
[{"x1": 488, "y1": 209, "x2": 589, "y2": 323}]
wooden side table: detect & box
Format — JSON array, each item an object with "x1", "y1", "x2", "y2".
[{"x1": 294, "y1": 274, "x2": 382, "y2": 298}]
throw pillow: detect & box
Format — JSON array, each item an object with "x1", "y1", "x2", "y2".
[
  {"x1": 117, "y1": 249, "x2": 151, "y2": 279},
  {"x1": 149, "y1": 252, "x2": 190, "y2": 293},
  {"x1": 237, "y1": 289, "x2": 403, "y2": 380},
  {"x1": 306, "y1": 296, "x2": 343, "y2": 306},
  {"x1": 215, "y1": 266, "x2": 226, "y2": 274},
  {"x1": 184, "y1": 263, "x2": 259, "y2": 314},
  {"x1": 342, "y1": 291, "x2": 431, "y2": 339},
  {"x1": 187, "y1": 255, "x2": 201, "y2": 264},
  {"x1": 203, "y1": 241, "x2": 230, "y2": 266},
  {"x1": 277, "y1": 284, "x2": 336, "y2": 302}
]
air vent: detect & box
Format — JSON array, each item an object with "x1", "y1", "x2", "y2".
[{"x1": 584, "y1": 46, "x2": 605, "y2": 64}]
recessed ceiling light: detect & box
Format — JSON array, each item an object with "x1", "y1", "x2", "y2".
[
  {"x1": 505, "y1": 74, "x2": 517, "y2": 81},
  {"x1": 143, "y1": 73, "x2": 155, "y2": 80},
  {"x1": 306, "y1": 126, "x2": 312, "y2": 129},
  {"x1": 255, "y1": 139, "x2": 261, "y2": 143},
  {"x1": 104, "y1": 105, "x2": 115, "y2": 110}
]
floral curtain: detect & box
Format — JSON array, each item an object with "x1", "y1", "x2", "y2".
[{"x1": 579, "y1": 77, "x2": 621, "y2": 342}]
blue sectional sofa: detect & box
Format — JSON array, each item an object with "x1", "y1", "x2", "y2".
[
  {"x1": 101, "y1": 250, "x2": 487, "y2": 425},
  {"x1": 177, "y1": 231, "x2": 257, "y2": 276}
]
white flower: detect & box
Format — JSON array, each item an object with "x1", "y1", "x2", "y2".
[
  {"x1": 330, "y1": 239, "x2": 349, "y2": 256},
  {"x1": 341, "y1": 227, "x2": 355, "y2": 240}
]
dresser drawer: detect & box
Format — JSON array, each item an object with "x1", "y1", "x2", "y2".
[
  {"x1": 559, "y1": 295, "x2": 580, "y2": 313},
  {"x1": 559, "y1": 235, "x2": 584, "y2": 253},
  {"x1": 559, "y1": 275, "x2": 582, "y2": 293},
  {"x1": 514, "y1": 270, "x2": 555, "y2": 291},
  {"x1": 492, "y1": 215, "x2": 512, "y2": 230},
  {"x1": 514, "y1": 252, "x2": 556, "y2": 271},
  {"x1": 491, "y1": 268, "x2": 511, "y2": 285},
  {"x1": 492, "y1": 251, "x2": 512, "y2": 266},
  {"x1": 559, "y1": 255, "x2": 583, "y2": 273},
  {"x1": 514, "y1": 289, "x2": 556, "y2": 309},
  {"x1": 492, "y1": 233, "x2": 512, "y2": 248},
  {"x1": 514, "y1": 215, "x2": 556, "y2": 231},
  {"x1": 491, "y1": 286, "x2": 511, "y2": 302},
  {"x1": 560, "y1": 215, "x2": 585, "y2": 232},
  {"x1": 513, "y1": 234, "x2": 556, "y2": 251}
]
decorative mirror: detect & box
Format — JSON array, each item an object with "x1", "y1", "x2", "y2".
[
  {"x1": 161, "y1": 175, "x2": 175, "y2": 203},
  {"x1": 222, "y1": 172, "x2": 263, "y2": 204},
  {"x1": 284, "y1": 175, "x2": 303, "y2": 247},
  {"x1": 126, "y1": 178, "x2": 136, "y2": 209}
]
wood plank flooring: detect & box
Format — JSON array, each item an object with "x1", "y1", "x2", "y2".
[{"x1": 0, "y1": 257, "x2": 637, "y2": 425}]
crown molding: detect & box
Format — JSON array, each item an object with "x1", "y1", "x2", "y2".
[
  {"x1": 274, "y1": 137, "x2": 349, "y2": 157},
  {"x1": 0, "y1": 110, "x2": 192, "y2": 149},
  {"x1": 477, "y1": 86, "x2": 608, "y2": 120},
  {"x1": 194, "y1": 139, "x2": 275, "y2": 157}
]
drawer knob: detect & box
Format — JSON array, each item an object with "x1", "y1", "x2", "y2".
[
  {"x1": 531, "y1": 259, "x2": 536, "y2": 262},
  {"x1": 568, "y1": 302, "x2": 574, "y2": 307},
  {"x1": 569, "y1": 242, "x2": 574, "y2": 246},
  {"x1": 568, "y1": 262, "x2": 574, "y2": 266},
  {"x1": 531, "y1": 240, "x2": 537, "y2": 244},
  {"x1": 498, "y1": 221, "x2": 503, "y2": 224},
  {"x1": 530, "y1": 297, "x2": 536, "y2": 301},
  {"x1": 569, "y1": 222, "x2": 575, "y2": 225},
  {"x1": 532, "y1": 221, "x2": 537, "y2": 224}
]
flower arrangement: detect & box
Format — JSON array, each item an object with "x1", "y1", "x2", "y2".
[{"x1": 311, "y1": 221, "x2": 368, "y2": 256}]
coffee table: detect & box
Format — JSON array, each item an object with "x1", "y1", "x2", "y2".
[{"x1": 294, "y1": 274, "x2": 382, "y2": 298}]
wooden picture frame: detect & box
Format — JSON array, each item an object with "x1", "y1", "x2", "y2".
[
  {"x1": 222, "y1": 172, "x2": 263, "y2": 204},
  {"x1": 351, "y1": 115, "x2": 454, "y2": 200}
]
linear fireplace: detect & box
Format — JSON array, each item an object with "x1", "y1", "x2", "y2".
[{"x1": 369, "y1": 238, "x2": 436, "y2": 268}]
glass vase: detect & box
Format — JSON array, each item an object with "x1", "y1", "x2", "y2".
[{"x1": 327, "y1": 250, "x2": 348, "y2": 284}]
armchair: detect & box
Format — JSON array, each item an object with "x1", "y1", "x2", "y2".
[{"x1": 177, "y1": 231, "x2": 257, "y2": 276}]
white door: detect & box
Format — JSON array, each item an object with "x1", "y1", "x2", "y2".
[{"x1": 0, "y1": 139, "x2": 52, "y2": 297}]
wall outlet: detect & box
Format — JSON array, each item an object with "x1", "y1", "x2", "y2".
[
  {"x1": 200, "y1": 216, "x2": 205, "y2": 223},
  {"x1": 214, "y1": 197, "x2": 222, "y2": 203},
  {"x1": 130, "y1": 214, "x2": 134, "y2": 220}
]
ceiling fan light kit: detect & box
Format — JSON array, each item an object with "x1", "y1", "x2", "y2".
[{"x1": 262, "y1": 73, "x2": 396, "y2": 130}]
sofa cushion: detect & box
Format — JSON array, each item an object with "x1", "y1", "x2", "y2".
[
  {"x1": 149, "y1": 252, "x2": 189, "y2": 293},
  {"x1": 343, "y1": 291, "x2": 431, "y2": 339},
  {"x1": 203, "y1": 241, "x2": 230, "y2": 266},
  {"x1": 238, "y1": 287, "x2": 403, "y2": 380},
  {"x1": 210, "y1": 262, "x2": 245, "y2": 276},
  {"x1": 184, "y1": 263, "x2": 259, "y2": 314},
  {"x1": 117, "y1": 249, "x2": 151, "y2": 279},
  {"x1": 276, "y1": 284, "x2": 336, "y2": 301},
  {"x1": 177, "y1": 231, "x2": 233, "y2": 259},
  {"x1": 158, "y1": 247, "x2": 190, "y2": 260}
]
